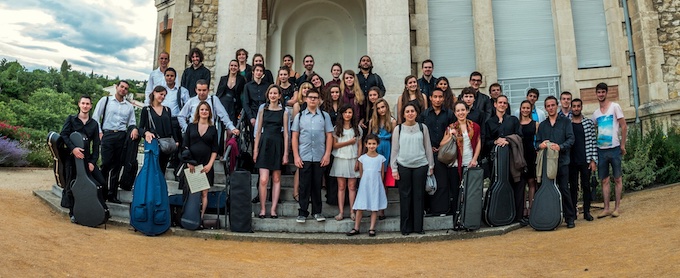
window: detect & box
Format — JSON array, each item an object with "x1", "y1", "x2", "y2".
[
  {"x1": 571, "y1": 0, "x2": 611, "y2": 68},
  {"x1": 428, "y1": 0, "x2": 476, "y2": 77}
]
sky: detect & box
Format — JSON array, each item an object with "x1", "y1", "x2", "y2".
[{"x1": 0, "y1": 0, "x2": 157, "y2": 81}]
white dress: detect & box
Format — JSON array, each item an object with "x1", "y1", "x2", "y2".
[
  {"x1": 353, "y1": 154, "x2": 388, "y2": 211},
  {"x1": 330, "y1": 128, "x2": 361, "y2": 178}
]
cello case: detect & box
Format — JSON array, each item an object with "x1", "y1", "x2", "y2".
[
  {"x1": 47, "y1": 131, "x2": 72, "y2": 188},
  {"x1": 454, "y1": 167, "x2": 484, "y2": 231},
  {"x1": 130, "y1": 139, "x2": 171, "y2": 236},
  {"x1": 529, "y1": 150, "x2": 563, "y2": 231},
  {"x1": 484, "y1": 145, "x2": 516, "y2": 226},
  {"x1": 69, "y1": 132, "x2": 109, "y2": 227}
]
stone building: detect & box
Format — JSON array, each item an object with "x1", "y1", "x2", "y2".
[{"x1": 152, "y1": 0, "x2": 679, "y2": 126}]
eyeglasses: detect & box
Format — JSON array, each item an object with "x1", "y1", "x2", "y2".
[
  {"x1": 471, "y1": 79, "x2": 482, "y2": 83},
  {"x1": 306, "y1": 96, "x2": 319, "y2": 100}
]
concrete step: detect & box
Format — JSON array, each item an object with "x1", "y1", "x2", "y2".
[
  {"x1": 250, "y1": 185, "x2": 401, "y2": 202},
  {"x1": 251, "y1": 214, "x2": 455, "y2": 233},
  {"x1": 251, "y1": 200, "x2": 402, "y2": 218}
]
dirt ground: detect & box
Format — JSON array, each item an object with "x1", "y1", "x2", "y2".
[{"x1": 1, "y1": 168, "x2": 679, "y2": 277}]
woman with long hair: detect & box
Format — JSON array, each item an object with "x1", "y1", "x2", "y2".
[
  {"x1": 309, "y1": 72, "x2": 325, "y2": 94},
  {"x1": 330, "y1": 104, "x2": 363, "y2": 221},
  {"x1": 253, "y1": 85, "x2": 289, "y2": 218},
  {"x1": 249, "y1": 53, "x2": 274, "y2": 84},
  {"x1": 368, "y1": 97, "x2": 396, "y2": 220},
  {"x1": 276, "y1": 66, "x2": 297, "y2": 108},
  {"x1": 518, "y1": 100, "x2": 538, "y2": 217},
  {"x1": 440, "y1": 101, "x2": 481, "y2": 213},
  {"x1": 339, "y1": 70, "x2": 366, "y2": 126},
  {"x1": 436, "y1": 76, "x2": 456, "y2": 111},
  {"x1": 396, "y1": 75, "x2": 428, "y2": 123},
  {"x1": 140, "y1": 86, "x2": 178, "y2": 174},
  {"x1": 322, "y1": 84, "x2": 342, "y2": 124},
  {"x1": 183, "y1": 101, "x2": 218, "y2": 220},
  {"x1": 365, "y1": 86, "x2": 382, "y2": 126}
]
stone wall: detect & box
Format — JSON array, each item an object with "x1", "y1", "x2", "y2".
[
  {"x1": 188, "y1": 0, "x2": 218, "y2": 87},
  {"x1": 654, "y1": 0, "x2": 680, "y2": 100}
]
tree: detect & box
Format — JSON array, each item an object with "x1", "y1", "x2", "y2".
[{"x1": 60, "y1": 60, "x2": 71, "y2": 78}]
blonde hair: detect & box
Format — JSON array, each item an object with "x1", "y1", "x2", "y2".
[
  {"x1": 339, "y1": 70, "x2": 364, "y2": 105},
  {"x1": 297, "y1": 82, "x2": 313, "y2": 105},
  {"x1": 369, "y1": 98, "x2": 394, "y2": 134}
]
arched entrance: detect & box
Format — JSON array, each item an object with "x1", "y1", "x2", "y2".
[{"x1": 267, "y1": 0, "x2": 367, "y2": 82}]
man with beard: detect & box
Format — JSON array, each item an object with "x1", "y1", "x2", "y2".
[
  {"x1": 181, "y1": 48, "x2": 211, "y2": 97},
  {"x1": 569, "y1": 98, "x2": 597, "y2": 221},
  {"x1": 178, "y1": 79, "x2": 240, "y2": 136},
  {"x1": 357, "y1": 55, "x2": 386, "y2": 97},
  {"x1": 591, "y1": 82, "x2": 627, "y2": 218},
  {"x1": 296, "y1": 55, "x2": 316, "y2": 86},
  {"x1": 418, "y1": 59, "x2": 436, "y2": 106}
]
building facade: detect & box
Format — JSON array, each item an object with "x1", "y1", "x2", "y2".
[{"x1": 153, "y1": 0, "x2": 680, "y2": 126}]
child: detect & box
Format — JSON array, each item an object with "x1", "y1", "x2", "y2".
[
  {"x1": 330, "y1": 104, "x2": 362, "y2": 221},
  {"x1": 346, "y1": 134, "x2": 387, "y2": 237}
]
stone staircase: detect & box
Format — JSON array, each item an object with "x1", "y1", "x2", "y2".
[{"x1": 36, "y1": 153, "x2": 523, "y2": 241}]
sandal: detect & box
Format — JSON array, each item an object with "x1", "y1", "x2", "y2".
[
  {"x1": 350, "y1": 212, "x2": 356, "y2": 221},
  {"x1": 369, "y1": 230, "x2": 376, "y2": 237},
  {"x1": 378, "y1": 215, "x2": 387, "y2": 221},
  {"x1": 270, "y1": 214, "x2": 278, "y2": 219},
  {"x1": 334, "y1": 214, "x2": 344, "y2": 221},
  {"x1": 346, "y1": 228, "x2": 360, "y2": 236}
]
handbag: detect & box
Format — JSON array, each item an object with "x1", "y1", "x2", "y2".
[
  {"x1": 425, "y1": 174, "x2": 437, "y2": 196},
  {"x1": 437, "y1": 136, "x2": 457, "y2": 164},
  {"x1": 147, "y1": 108, "x2": 177, "y2": 154}
]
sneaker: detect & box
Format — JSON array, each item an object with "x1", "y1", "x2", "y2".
[
  {"x1": 314, "y1": 214, "x2": 326, "y2": 222},
  {"x1": 296, "y1": 216, "x2": 306, "y2": 223},
  {"x1": 70, "y1": 215, "x2": 77, "y2": 223}
]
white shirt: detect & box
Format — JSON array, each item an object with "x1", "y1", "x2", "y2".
[
  {"x1": 163, "y1": 84, "x2": 190, "y2": 116},
  {"x1": 177, "y1": 95, "x2": 235, "y2": 133},
  {"x1": 91, "y1": 96, "x2": 136, "y2": 133},
  {"x1": 144, "y1": 67, "x2": 167, "y2": 105}
]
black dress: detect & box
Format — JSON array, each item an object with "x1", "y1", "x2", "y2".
[
  {"x1": 254, "y1": 109, "x2": 285, "y2": 170},
  {"x1": 139, "y1": 106, "x2": 176, "y2": 174},
  {"x1": 183, "y1": 123, "x2": 218, "y2": 186},
  {"x1": 520, "y1": 120, "x2": 537, "y2": 179}
]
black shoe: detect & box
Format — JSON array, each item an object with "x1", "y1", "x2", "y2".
[
  {"x1": 518, "y1": 218, "x2": 529, "y2": 227},
  {"x1": 401, "y1": 232, "x2": 410, "y2": 236},
  {"x1": 584, "y1": 213, "x2": 594, "y2": 221},
  {"x1": 378, "y1": 215, "x2": 386, "y2": 221},
  {"x1": 566, "y1": 219, "x2": 575, "y2": 228},
  {"x1": 108, "y1": 197, "x2": 122, "y2": 204}
]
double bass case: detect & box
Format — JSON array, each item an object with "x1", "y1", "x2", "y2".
[
  {"x1": 454, "y1": 167, "x2": 484, "y2": 231},
  {"x1": 69, "y1": 132, "x2": 109, "y2": 227},
  {"x1": 529, "y1": 150, "x2": 563, "y2": 231},
  {"x1": 483, "y1": 145, "x2": 516, "y2": 226},
  {"x1": 130, "y1": 139, "x2": 171, "y2": 236}
]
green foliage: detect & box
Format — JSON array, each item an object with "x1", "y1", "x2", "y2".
[
  {"x1": 621, "y1": 123, "x2": 680, "y2": 191},
  {"x1": 0, "y1": 59, "x2": 142, "y2": 167},
  {"x1": 622, "y1": 126, "x2": 656, "y2": 191}
]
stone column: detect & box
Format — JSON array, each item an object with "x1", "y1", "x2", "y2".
[
  {"x1": 214, "y1": 0, "x2": 262, "y2": 81},
  {"x1": 472, "y1": 0, "x2": 497, "y2": 87},
  {"x1": 366, "y1": 0, "x2": 412, "y2": 105}
]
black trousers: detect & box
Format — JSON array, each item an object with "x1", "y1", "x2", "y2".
[
  {"x1": 168, "y1": 116, "x2": 181, "y2": 169},
  {"x1": 298, "y1": 161, "x2": 324, "y2": 217},
  {"x1": 100, "y1": 131, "x2": 127, "y2": 199},
  {"x1": 397, "y1": 164, "x2": 428, "y2": 234},
  {"x1": 429, "y1": 158, "x2": 455, "y2": 215},
  {"x1": 513, "y1": 179, "x2": 526, "y2": 221},
  {"x1": 556, "y1": 165, "x2": 575, "y2": 220},
  {"x1": 569, "y1": 163, "x2": 592, "y2": 214}
]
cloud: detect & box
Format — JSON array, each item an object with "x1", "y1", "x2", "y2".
[
  {"x1": 0, "y1": 0, "x2": 156, "y2": 80},
  {"x1": 19, "y1": 0, "x2": 147, "y2": 61}
]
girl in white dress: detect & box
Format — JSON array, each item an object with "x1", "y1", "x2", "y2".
[
  {"x1": 347, "y1": 134, "x2": 387, "y2": 237},
  {"x1": 330, "y1": 104, "x2": 363, "y2": 221}
]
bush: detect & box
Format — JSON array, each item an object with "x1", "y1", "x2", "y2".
[
  {"x1": 0, "y1": 137, "x2": 29, "y2": 166},
  {"x1": 621, "y1": 125, "x2": 657, "y2": 191}
]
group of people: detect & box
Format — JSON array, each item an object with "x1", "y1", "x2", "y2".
[{"x1": 60, "y1": 48, "x2": 627, "y2": 236}]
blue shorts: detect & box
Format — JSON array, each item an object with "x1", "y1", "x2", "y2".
[{"x1": 597, "y1": 147, "x2": 622, "y2": 180}]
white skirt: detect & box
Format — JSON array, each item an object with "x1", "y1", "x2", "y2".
[{"x1": 329, "y1": 157, "x2": 360, "y2": 178}]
